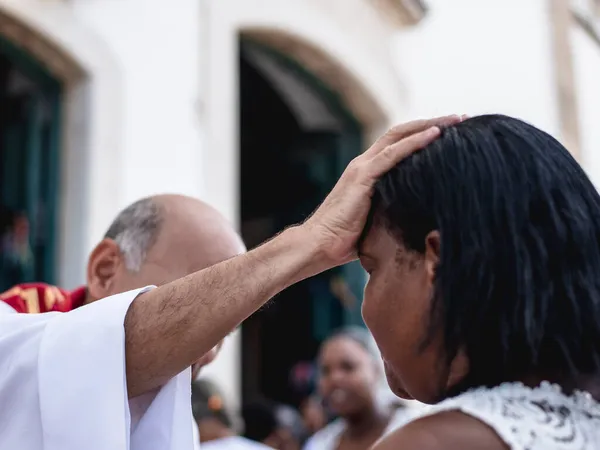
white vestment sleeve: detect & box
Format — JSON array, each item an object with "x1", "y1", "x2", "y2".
[{"x1": 0, "y1": 287, "x2": 195, "y2": 450}]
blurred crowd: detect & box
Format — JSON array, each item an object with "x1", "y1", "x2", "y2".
[{"x1": 193, "y1": 327, "x2": 422, "y2": 450}]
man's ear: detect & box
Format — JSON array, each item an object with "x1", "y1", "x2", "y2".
[
  {"x1": 424, "y1": 230, "x2": 440, "y2": 284},
  {"x1": 86, "y1": 238, "x2": 123, "y2": 300}
]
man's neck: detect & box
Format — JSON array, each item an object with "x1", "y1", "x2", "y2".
[{"x1": 83, "y1": 289, "x2": 96, "y2": 306}]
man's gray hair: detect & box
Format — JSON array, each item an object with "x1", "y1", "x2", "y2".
[{"x1": 104, "y1": 197, "x2": 163, "y2": 271}]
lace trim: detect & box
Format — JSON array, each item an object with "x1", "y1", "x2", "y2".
[{"x1": 409, "y1": 381, "x2": 600, "y2": 449}]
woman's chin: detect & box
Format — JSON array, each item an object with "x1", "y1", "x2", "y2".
[
  {"x1": 385, "y1": 375, "x2": 414, "y2": 399},
  {"x1": 384, "y1": 364, "x2": 414, "y2": 400},
  {"x1": 391, "y1": 386, "x2": 414, "y2": 400}
]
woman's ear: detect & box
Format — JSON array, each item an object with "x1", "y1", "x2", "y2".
[{"x1": 424, "y1": 230, "x2": 441, "y2": 284}]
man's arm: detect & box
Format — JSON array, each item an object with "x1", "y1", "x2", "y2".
[
  {"x1": 125, "y1": 226, "x2": 322, "y2": 397},
  {"x1": 124, "y1": 116, "x2": 462, "y2": 398}
]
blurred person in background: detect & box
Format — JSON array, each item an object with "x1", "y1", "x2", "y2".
[
  {"x1": 192, "y1": 379, "x2": 271, "y2": 449},
  {"x1": 242, "y1": 400, "x2": 306, "y2": 450},
  {"x1": 299, "y1": 394, "x2": 329, "y2": 436},
  {"x1": 0, "y1": 208, "x2": 33, "y2": 290},
  {"x1": 303, "y1": 327, "x2": 416, "y2": 450},
  {"x1": 190, "y1": 341, "x2": 226, "y2": 449},
  {"x1": 289, "y1": 361, "x2": 331, "y2": 435}
]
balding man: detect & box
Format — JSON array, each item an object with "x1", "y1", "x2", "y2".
[
  {"x1": 0, "y1": 195, "x2": 243, "y2": 450},
  {"x1": 0, "y1": 117, "x2": 461, "y2": 450},
  {"x1": 0, "y1": 195, "x2": 242, "y2": 370}
]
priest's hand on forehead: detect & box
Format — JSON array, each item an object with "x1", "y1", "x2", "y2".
[{"x1": 301, "y1": 115, "x2": 463, "y2": 270}]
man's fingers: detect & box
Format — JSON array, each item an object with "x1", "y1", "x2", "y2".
[
  {"x1": 363, "y1": 115, "x2": 462, "y2": 158},
  {"x1": 368, "y1": 126, "x2": 440, "y2": 178},
  {"x1": 398, "y1": 115, "x2": 461, "y2": 137}
]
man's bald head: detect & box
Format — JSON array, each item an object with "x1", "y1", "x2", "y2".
[{"x1": 86, "y1": 194, "x2": 246, "y2": 301}]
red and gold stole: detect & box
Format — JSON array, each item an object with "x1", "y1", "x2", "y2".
[{"x1": 0, "y1": 283, "x2": 87, "y2": 314}]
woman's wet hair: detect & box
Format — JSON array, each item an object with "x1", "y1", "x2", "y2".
[{"x1": 371, "y1": 114, "x2": 600, "y2": 392}]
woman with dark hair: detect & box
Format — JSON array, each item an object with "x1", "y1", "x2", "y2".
[
  {"x1": 361, "y1": 115, "x2": 600, "y2": 449},
  {"x1": 242, "y1": 400, "x2": 306, "y2": 449},
  {"x1": 304, "y1": 327, "x2": 419, "y2": 449}
]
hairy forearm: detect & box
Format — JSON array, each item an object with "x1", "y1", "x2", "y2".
[{"x1": 124, "y1": 226, "x2": 324, "y2": 398}]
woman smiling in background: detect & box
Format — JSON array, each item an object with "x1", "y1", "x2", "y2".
[{"x1": 304, "y1": 327, "x2": 416, "y2": 450}]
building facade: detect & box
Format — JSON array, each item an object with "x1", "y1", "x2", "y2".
[{"x1": 0, "y1": 0, "x2": 596, "y2": 407}]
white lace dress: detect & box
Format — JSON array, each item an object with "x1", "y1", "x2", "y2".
[{"x1": 408, "y1": 381, "x2": 600, "y2": 449}]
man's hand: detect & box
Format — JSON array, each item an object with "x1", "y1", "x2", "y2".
[
  {"x1": 302, "y1": 116, "x2": 463, "y2": 268},
  {"x1": 191, "y1": 340, "x2": 224, "y2": 380}
]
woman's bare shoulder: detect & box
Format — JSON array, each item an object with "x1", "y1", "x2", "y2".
[{"x1": 372, "y1": 410, "x2": 508, "y2": 450}]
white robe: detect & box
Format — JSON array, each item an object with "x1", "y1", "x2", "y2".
[{"x1": 0, "y1": 287, "x2": 196, "y2": 450}]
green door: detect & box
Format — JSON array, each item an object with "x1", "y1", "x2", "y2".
[
  {"x1": 0, "y1": 37, "x2": 62, "y2": 290},
  {"x1": 336, "y1": 130, "x2": 368, "y2": 327},
  {"x1": 245, "y1": 41, "x2": 369, "y2": 337},
  {"x1": 240, "y1": 39, "x2": 370, "y2": 404},
  {"x1": 285, "y1": 130, "x2": 367, "y2": 340}
]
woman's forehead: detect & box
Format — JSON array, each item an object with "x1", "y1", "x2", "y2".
[{"x1": 360, "y1": 223, "x2": 396, "y2": 256}]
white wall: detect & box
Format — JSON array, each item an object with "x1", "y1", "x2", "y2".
[
  {"x1": 572, "y1": 25, "x2": 600, "y2": 188},
  {"x1": 71, "y1": 0, "x2": 205, "y2": 206},
  {"x1": 393, "y1": 0, "x2": 561, "y2": 137}
]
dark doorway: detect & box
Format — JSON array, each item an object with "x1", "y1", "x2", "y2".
[
  {"x1": 239, "y1": 39, "x2": 368, "y2": 407},
  {"x1": 0, "y1": 36, "x2": 62, "y2": 290}
]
